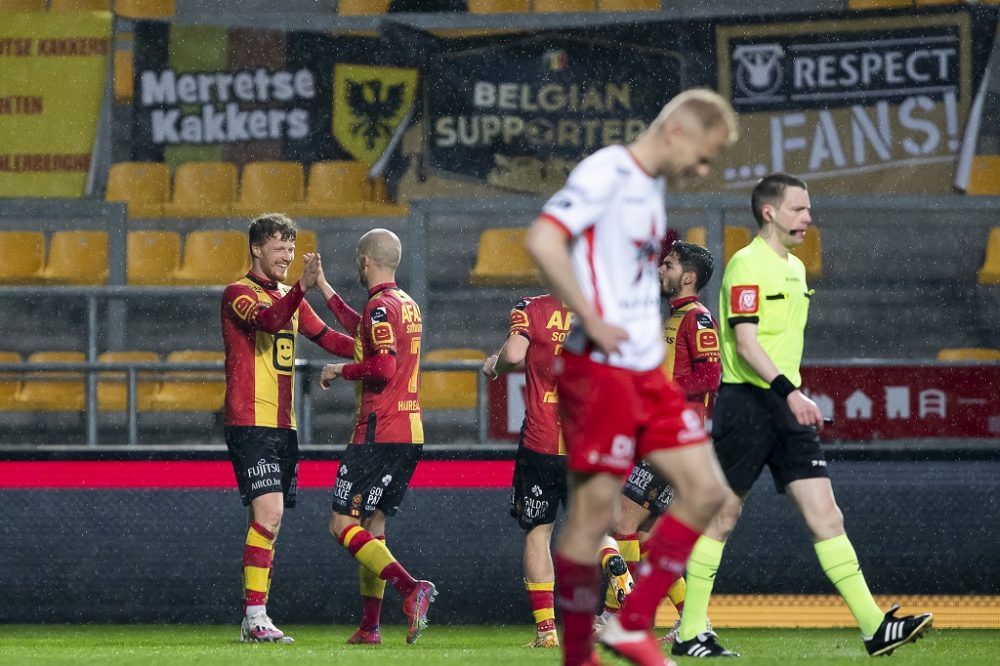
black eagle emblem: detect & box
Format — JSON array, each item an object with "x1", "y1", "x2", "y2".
[{"x1": 346, "y1": 79, "x2": 406, "y2": 150}]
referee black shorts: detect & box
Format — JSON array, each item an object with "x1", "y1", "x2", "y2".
[{"x1": 711, "y1": 382, "x2": 829, "y2": 496}]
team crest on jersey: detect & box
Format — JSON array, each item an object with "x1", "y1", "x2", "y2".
[
  {"x1": 231, "y1": 294, "x2": 257, "y2": 321},
  {"x1": 631, "y1": 218, "x2": 662, "y2": 284},
  {"x1": 731, "y1": 285, "x2": 759, "y2": 314},
  {"x1": 509, "y1": 306, "x2": 530, "y2": 334}
]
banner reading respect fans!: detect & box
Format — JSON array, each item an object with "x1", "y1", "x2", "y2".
[
  {"x1": 706, "y1": 10, "x2": 984, "y2": 194},
  {"x1": 0, "y1": 12, "x2": 111, "y2": 197}
]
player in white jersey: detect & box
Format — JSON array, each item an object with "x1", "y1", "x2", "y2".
[{"x1": 525, "y1": 89, "x2": 739, "y2": 666}]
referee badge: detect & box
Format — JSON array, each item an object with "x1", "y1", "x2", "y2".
[{"x1": 731, "y1": 285, "x2": 759, "y2": 314}]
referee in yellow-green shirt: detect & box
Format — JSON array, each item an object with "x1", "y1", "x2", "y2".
[{"x1": 670, "y1": 173, "x2": 933, "y2": 660}]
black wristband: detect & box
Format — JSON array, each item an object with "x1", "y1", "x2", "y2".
[{"x1": 770, "y1": 374, "x2": 796, "y2": 399}]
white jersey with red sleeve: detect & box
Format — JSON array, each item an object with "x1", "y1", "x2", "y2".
[{"x1": 539, "y1": 145, "x2": 667, "y2": 372}]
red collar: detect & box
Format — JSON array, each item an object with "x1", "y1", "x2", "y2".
[
  {"x1": 669, "y1": 295, "x2": 700, "y2": 313},
  {"x1": 368, "y1": 281, "x2": 397, "y2": 297}
]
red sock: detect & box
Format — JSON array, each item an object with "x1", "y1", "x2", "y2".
[
  {"x1": 555, "y1": 553, "x2": 600, "y2": 666},
  {"x1": 380, "y1": 562, "x2": 416, "y2": 597},
  {"x1": 360, "y1": 596, "x2": 382, "y2": 631},
  {"x1": 619, "y1": 515, "x2": 700, "y2": 631}
]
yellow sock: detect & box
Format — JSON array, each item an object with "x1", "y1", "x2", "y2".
[
  {"x1": 815, "y1": 534, "x2": 884, "y2": 636},
  {"x1": 678, "y1": 535, "x2": 724, "y2": 641}
]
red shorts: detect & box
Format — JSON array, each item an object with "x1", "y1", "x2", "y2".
[{"x1": 557, "y1": 352, "x2": 708, "y2": 476}]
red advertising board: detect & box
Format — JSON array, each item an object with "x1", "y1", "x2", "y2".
[{"x1": 488, "y1": 364, "x2": 1000, "y2": 441}]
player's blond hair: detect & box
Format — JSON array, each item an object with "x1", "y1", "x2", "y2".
[{"x1": 649, "y1": 88, "x2": 739, "y2": 145}]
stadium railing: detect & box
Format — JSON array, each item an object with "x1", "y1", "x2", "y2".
[{"x1": 0, "y1": 355, "x2": 485, "y2": 447}]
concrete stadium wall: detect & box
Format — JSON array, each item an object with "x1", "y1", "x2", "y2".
[{"x1": 2, "y1": 459, "x2": 997, "y2": 625}]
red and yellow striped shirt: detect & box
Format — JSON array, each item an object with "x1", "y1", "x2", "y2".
[{"x1": 221, "y1": 273, "x2": 353, "y2": 429}]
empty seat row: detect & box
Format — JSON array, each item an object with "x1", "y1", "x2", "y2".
[
  {"x1": 0, "y1": 229, "x2": 315, "y2": 286},
  {"x1": 0, "y1": 347, "x2": 487, "y2": 413},
  {"x1": 0, "y1": 0, "x2": 172, "y2": 16},
  {"x1": 0, "y1": 350, "x2": 222, "y2": 413},
  {"x1": 468, "y1": 225, "x2": 824, "y2": 287},
  {"x1": 340, "y1": 0, "x2": 660, "y2": 14},
  {"x1": 106, "y1": 161, "x2": 407, "y2": 220}
]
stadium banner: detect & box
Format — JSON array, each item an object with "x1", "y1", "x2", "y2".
[
  {"x1": 707, "y1": 11, "x2": 985, "y2": 194},
  {"x1": 0, "y1": 12, "x2": 111, "y2": 198},
  {"x1": 423, "y1": 34, "x2": 690, "y2": 193},
  {"x1": 422, "y1": 7, "x2": 996, "y2": 195},
  {"x1": 489, "y1": 364, "x2": 1000, "y2": 441},
  {"x1": 130, "y1": 21, "x2": 419, "y2": 169}
]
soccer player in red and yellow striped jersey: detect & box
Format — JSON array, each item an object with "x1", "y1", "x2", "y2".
[
  {"x1": 612, "y1": 241, "x2": 721, "y2": 642},
  {"x1": 318, "y1": 228, "x2": 435, "y2": 646},
  {"x1": 484, "y1": 295, "x2": 632, "y2": 649},
  {"x1": 221, "y1": 213, "x2": 354, "y2": 643}
]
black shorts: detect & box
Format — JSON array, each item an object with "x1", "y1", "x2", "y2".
[
  {"x1": 331, "y1": 443, "x2": 423, "y2": 518},
  {"x1": 225, "y1": 426, "x2": 299, "y2": 508},
  {"x1": 510, "y1": 445, "x2": 568, "y2": 530},
  {"x1": 622, "y1": 458, "x2": 675, "y2": 516},
  {"x1": 712, "y1": 383, "x2": 830, "y2": 496}
]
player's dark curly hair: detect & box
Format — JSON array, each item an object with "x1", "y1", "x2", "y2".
[
  {"x1": 670, "y1": 240, "x2": 714, "y2": 291},
  {"x1": 248, "y1": 213, "x2": 297, "y2": 248},
  {"x1": 751, "y1": 173, "x2": 807, "y2": 227}
]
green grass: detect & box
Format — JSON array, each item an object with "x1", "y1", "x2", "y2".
[{"x1": 1, "y1": 625, "x2": 998, "y2": 665}]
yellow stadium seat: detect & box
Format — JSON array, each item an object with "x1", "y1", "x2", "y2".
[
  {"x1": 848, "y1": 0, "x2": 910, "y2": 8},
  {"x1": 685, "y1": 225, "x2": 751, "y2": 265},
  {"x1": 338, "y1": 0, "x2": 390, "y2": 14},
  {"x1": 16, "y1": 351, "x2": 86, "y2": 412},
  {"x1": 298, "y1": 160, "x2": 369, "y2": 217},
  {"x1": 114, "y1": 0, "x2": 174, "y2": 17},
  {"x1": 283, "y1": 229, "x2": 317, "y2": 286},
  {"x1": 127, "y1": 231, "x2": 181, "y2": 286},
  {"x1": 468, "y1": 0, "x2": 531, "y2": 11},
  {"x1": 113, "y1": 49, "x2": 134, "y2": 104},
  {"x1": 936, "y1": 347, "x2": 1000, "y2": 362},
  {"x1": 149, "y1": 350, "x2": 225, "y2": 412},
  {"x1": 0, "y1": 352, "x2": 22, "y2": 411},
  {"x1": 161, "y1": 161, "x2": 238, "y2": 218},
  {"x1": 39, "y1": 231, "x2": 108, "y2": 285},
  {"x1": 0, "y1": 0, "x2": 45, "y2": 11},
  {"x1": 966, "y1": 156, "x2": 1000, "y2": 195},
  {"x1": 97, "y1": 351, "x2": 160, "y2": 411},
  {"x1": 170, "y1": 230, "x2": 249, "y2": 286},
  {"x1": 791, "y1": 227, "x2": 823, "y2": 279},
  {"x1": 421, "y1": 348, "x2": 484, "y2": 410},
  {"x1": 231, "y1": 161, "x2": 305, "y2": 217},
  {"x1": 469, "y1": 228, "x2": 542, "y2": 286},
  {"x1": 977, "y1": 228, "x2": 1000, "y2": 285},
  {"x1": 599, "y1": 0, "x2": 659, "y2": 9},
  {"x1": 50, "y1": 0, "x2": 110, "y2": 9},
  {"x1": 106, "y1": 162, "x2": 169, "y2": 219},
  {"x1": 0, "y1": 231, "x2": 45, "y2": 284},
  {"x1": 365, "y1": 176, "x2": 410, "y2": 217},
  {"x1": 535, "y1": 0, "x2": 594, "y2": 11}
]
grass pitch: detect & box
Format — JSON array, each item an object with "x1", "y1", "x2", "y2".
[{"x1": 1, "y1": 625, "x2": 998, "y2": 665}]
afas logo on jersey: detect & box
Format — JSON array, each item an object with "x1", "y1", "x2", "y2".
[{"x1": 731, "y1": 285, "x2": 759, "y2": 314}]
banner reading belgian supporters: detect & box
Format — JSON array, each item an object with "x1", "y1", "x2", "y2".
[
  {"x1": 425, "y1": 35, "x2": 688, "y2": 193},
  {"x1": 0, "y1": 12, "x2": 111, "y2": 198}
]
